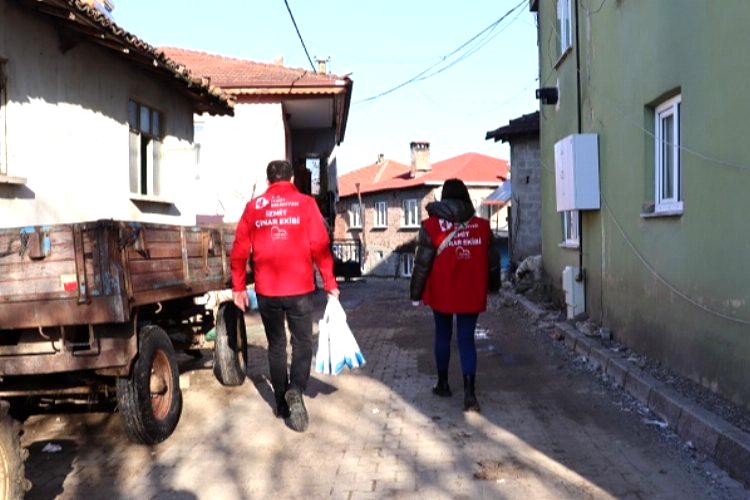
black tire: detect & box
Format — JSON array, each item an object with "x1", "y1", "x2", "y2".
[
  {"x1": 116, "y1": 325, "x2": 182, "y2": 445},
  {"x1": 0, "y1": 409, "x2": 28, "y2": 500},
  {"x1": 213, "y1": 302, "x2": 248, "y2": 386}
]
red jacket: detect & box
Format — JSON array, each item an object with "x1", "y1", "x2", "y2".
[
  {"x1": 230, "y1": 181, "x2": 337, "y2": 297},
  {"x1": 421, "y1": 215, "x2": 491, "y2": 314}
]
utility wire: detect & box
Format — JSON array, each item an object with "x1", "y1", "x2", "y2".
[
  {"x1": 356, "y1": 0, "x2": 527, "y2": 104},
  {"x1": 283, "y1": 0, "x2": 316, "y2": 73}
]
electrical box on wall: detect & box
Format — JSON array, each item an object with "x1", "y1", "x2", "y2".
[
  {"x1": 554, "y1": 134, "x2": 600, "y2": 212},
  {"x1": 562, "y1": 266, "x2": 585, "y2": 319}
]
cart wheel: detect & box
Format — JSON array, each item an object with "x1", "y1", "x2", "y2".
[
  {"x1": 213, "y1": 302, "x2": 248, "y2": 386},
  {"x1": 0, "y1": 407, "x2": 30, "y2": 500},
  {"x1": 116, "y1": 325, "x2": 182, "y2": 445}
]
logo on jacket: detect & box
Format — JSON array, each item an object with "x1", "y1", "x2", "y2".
[
  {"x1": 255, "y1": 197, "x2": 269, "y2": 209},
  {"x1": 439, "y1": 219, "x2": 453, "y2": 232},
  {"x1": 271, "y1": 226, "x2": 288, "y2": 241},
  {"x1": 456, "y1": 247, "x2": 472, "y2": 260}
]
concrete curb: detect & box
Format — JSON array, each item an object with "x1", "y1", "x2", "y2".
[
  {"x1": 556, "y1": 321, "x2": 750, "y2": 487},
  {"x1": 497, "y1": 290, "x2": 750, "y2": 487}
]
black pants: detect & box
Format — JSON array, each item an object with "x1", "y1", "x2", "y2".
[{"x1": 256, "y1": 293, "x2": 314, "y2": 406}]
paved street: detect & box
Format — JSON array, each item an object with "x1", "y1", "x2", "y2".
[{"x1": 21, "y1": 280, "x2": 748, "y2": 499}]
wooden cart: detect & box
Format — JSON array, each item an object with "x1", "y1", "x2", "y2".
[{"x1": 0, "y1": 219, "x2": 249, "y2": 497}]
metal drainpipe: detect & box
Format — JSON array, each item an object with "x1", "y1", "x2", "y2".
[{"x1": 573, "y1": 0, "x2": 586, "y2": 312}]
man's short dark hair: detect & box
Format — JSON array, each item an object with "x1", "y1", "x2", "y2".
[
  {"x1": 266, "y1": 160, "x2": 294, "y2": 183},
  {"x1": 441, "y1": 178, "x2": 472, "y2": 204}
]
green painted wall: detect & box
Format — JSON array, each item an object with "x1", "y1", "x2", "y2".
[{"x1": 537, "y1": 0, "x2": 750, "y2": 407}]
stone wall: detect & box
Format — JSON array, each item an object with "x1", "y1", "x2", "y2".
[{"x1": 509, "y1": 135, "x2": 542, "y2": 264}]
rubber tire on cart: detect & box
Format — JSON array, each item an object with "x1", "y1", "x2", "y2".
[
  {"x1": 0, "y1": 406, "x2": 29, "y2": 500},
  {"x1": 116, "y1": 325, "x2": 182, "y2": 445},
  {"x1": 213, "y1": 302, "x2": 248, "y2": 386}
]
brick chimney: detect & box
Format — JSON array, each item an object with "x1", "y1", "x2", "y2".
[{"x1": 410, "y1": 141, "x2": 430, "y2": 178}]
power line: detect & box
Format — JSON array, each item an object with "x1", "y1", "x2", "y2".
[
  {"x1": 355, "y1": 0, "x2": 527, "y2": 104},
  {"x1": 283, "y1": 0, "x2": 316, "y2": 73}
]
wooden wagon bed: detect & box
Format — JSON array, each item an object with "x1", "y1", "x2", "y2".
[{"x1": 0, "y1": 220, "x2": 235, "y2": 330}]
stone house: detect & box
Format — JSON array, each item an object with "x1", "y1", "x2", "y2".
[
  {"x1": 334, "y1": 143, "x2": 508, "y2": 277},
  {"x1": 0, "y1": 0, "x2": 233, "y2": 227},
  {"x1": 161, "y1": 48, "x2": 353, "y2": 225},
  {"x1": 486, "y1": 111, "x2": 541, "y2": 267},
  {"x1": 533, "y1": 0, "x2": 750, "y2": 408}
]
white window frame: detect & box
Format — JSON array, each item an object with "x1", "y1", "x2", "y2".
[
  {"x1": 557, "y1": 0, "x2": 573, "y2": 55},
  {"x1": 374, "y1": 201, "x2": 388, "y2": 228},
  {"x1": 402, "y1": 199, "x2": 420, "y2": 228},
  {"x1": 654, "y1": 95, "x2": 682, "y2": 213},
  {"x1": 562, "y1": 210, "x2": 580, "y2": 248},
  {"x1": 401, "y1": 253, "x2": 415, "y2": 277},
  {"x1": 128, "y1": 99, "x2": 163, "y2": 196},
  {"x1": 349, "y1": 202, "x2": 362, "y2": 229}
]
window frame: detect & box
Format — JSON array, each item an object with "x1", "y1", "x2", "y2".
[
  {"x1": 561, "y1": 210, "x2": 580, "y2": 248},
  {"x1": 557, "y1": 0, "x2": 573, "y2": 55},
  {"x1": 401, "y1": 253, "x2": 415, "y2": 277},
  {"x1": 128, "y1": 99, "x2": 164, "y2": 197},
  {"x1": 349, "y1": 202, "x2": 362, "y2": 229},
  {"x1": 654, "y1": 95, "x2": 683, "y2": 213},
  {"x1": 402, "y1": 198, "x2": 420, "y2": 228},
  {"x1": 374, "y1": 201, "x2": 388, "y2": 228}
]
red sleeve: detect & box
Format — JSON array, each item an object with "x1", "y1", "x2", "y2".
[
  {"x1": 305, "y1": 198, "x2": 337, "y2": 292},
  {"x1": 230, "y1": 204, "x2": 253, "y2": 292}
]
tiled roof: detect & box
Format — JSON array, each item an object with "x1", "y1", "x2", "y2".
[
  {"x1": 16, "y1": 0, "x2": 233, "y2": 115},
  {"x1": 160, "y1": 47, "x2": 348, "y2": 91},
  {"x1": 486, "y1": 111, "x2": 539, "y2": 143},
  {"x1": 338, "y1": 153, "x2": 508, "y2": 198}
]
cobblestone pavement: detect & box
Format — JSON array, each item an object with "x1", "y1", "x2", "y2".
[{"x1": 21, "y1": 280, "x2": 749, "y2": 499}]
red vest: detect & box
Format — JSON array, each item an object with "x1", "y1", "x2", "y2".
[
  {"x1": 230, "y1": 182, "x2": 336, "y2": 297},
  {"x1": 421, "y1": 216, "x2": 490, "y2": 314}
]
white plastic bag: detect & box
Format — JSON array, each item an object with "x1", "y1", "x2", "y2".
[
  {"x1": 314, "y1": 317, "x2": 331, "y2": 375},
  {"x1": 315, "y1": 296, "x2": 365, "y2": 375}
]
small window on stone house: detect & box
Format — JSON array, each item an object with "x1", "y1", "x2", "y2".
[
  {"x1": 349, "y1": 202, "x2": 362, "y2": 229},
  {"x1": 401, "y1": 253, "x2": 415, "y2": 277},
  {"x1": 374, "y1": 201, "x2": 388, "y2": 228},
  {"x1": 128, "y1": 100, "x2": 163, "y2": 196},
  {"x1": 402, "y1": 199, "x2": 420, "y2": 227}
]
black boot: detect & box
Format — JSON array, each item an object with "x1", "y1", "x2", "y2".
[
  {"x1": 432, "y1": 370, "x2": 452, "y2": 397},
  {"x1": 463, "y1": 374, "x2": 480, "y2": 412}
]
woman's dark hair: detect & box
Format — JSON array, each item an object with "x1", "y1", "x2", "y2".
[
  {"x1": 441, "y1": 178, "x2": 471, "y2": 204},
  {"x1": 266, "y1": 160, "x2": 294, "y2": 183}
]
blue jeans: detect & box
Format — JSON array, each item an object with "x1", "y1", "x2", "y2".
[{"x1": 432, "y1": 311, "x2": 478, "y2": 376}]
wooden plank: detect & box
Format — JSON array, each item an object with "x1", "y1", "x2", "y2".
[
  {"x1": 128, "y1": 259, "x2": 182, "y2": 275},
  {"x1": 0, "y1": 260, "x2": 77, "y2": 283},
  {"x1": 131, "y1": 269, "x2": 185, "y2": 293},
  {"x1": 0, "y1": 276, "x2": 78, "y2": 298},
  {"x1": 126, "y1": 243, "x2": 182, "y2": 260},
  {"x1": 142, "y1": 227, "x2": 181, "y2": 243}
]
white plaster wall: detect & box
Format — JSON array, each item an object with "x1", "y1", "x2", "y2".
[
  {"x1": 193, "y1": 102, "x2": 287, "y2": 223},
  {"x1": 0, "y1": 2, "x2": 197, "y2": 227}
]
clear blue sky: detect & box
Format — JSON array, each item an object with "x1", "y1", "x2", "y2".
[{"x1": 114, "y1": 0, "x2": 538, "y2": 172}]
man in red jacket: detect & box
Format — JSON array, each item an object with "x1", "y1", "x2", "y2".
[{"x1": 231, "y1": 160, "x2": 339, "y2": 432}]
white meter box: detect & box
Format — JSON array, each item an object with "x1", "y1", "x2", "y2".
[{"x1": 554, "y1": 134, "x2": 600, "y2": 212}]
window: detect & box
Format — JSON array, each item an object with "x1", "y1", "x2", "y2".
[
  {"x1": 402, "y1": 199, "x2": 420, "y2": 227},
  {"x1": 654, "y1": 95, "x2": 682, "y2": 213},
  {"x1": 374, "y1": 201, "x2": 388, "y2": 228},
  {"x1": 349, "y1": 202, "x2": 362, "y2": 229},
  {"x1": 306, "y1": 157, "x2": 321, "y2": 195},
  {"x1": 0, "y1": 59, "x2": 7, "y2": 175},
  {"x1": 557, "y1": 0, "x2": 573, "y2": 55},
  {"x1": 401, "y1": 253, "x2": 415, "y2": 277},
  {"x1": 128, "y1": 100, "x2": 163, "y2": 196},
  {"x1": 562, "y1": 210, "x2": 580, "y2": 247},
  {"x1": 193, "y1": 119, "x2": 204, "y2": 168}
]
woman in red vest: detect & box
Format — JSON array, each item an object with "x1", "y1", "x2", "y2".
[{"x1": 410, "y1": 179, "x2": 500, "y2": 412}]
